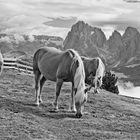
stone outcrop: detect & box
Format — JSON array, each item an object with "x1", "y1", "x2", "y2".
[{"x1": 122, "y1": 27, "x2": 140, "y2": 63}]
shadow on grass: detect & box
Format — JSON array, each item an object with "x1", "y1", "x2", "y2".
[{"x1": 0, "y1": 96, "x2": 78, "y2": 119}]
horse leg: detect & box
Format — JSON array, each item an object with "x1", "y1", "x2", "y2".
[
  {"x1": 69, "y1": 83, "x2": 76, "y2": 112},
  {"x1": 94, "y1": 78, "x2": 99, "y2": 94},
  {"x1": 95, "y1": 88, "x2": 99, "y2": 94},
  {"x1": 34, "y1": 71, "x2": 41, "y2": 106},
  {"x1": 53, "y1": 78, "x2": 63, "y2": 111},
  {"x1": 39, "y1": 76, "x2": 46, "y2": 104}
]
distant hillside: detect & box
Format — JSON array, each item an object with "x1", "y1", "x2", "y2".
[{"x1": 0, "y1": 34, "x2": 63, "y2": 56}]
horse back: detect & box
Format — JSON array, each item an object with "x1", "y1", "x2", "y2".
[{"x1": 33, "y1": 47, "x2": 76, "y2": 82}]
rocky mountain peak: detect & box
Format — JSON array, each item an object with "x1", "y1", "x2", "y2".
[
  {"x1": 63, "y1": 21, "x2": 106, "y2": 57},
  {"x1": 71, "y1": 21, "x2": 93, "y2": 33},
  {"x1": 106, "y1": 30, "x2": 126, "y2": 67},
  {"x1": 110, "y1": 30, "x2": 122, "y2": 40},
  {"x1": 64, "y1": 21, "x2": 140, "y2": 67},
  {"x1": 91, "y1": 27, "x2": 106, "y2": 48},
  {"x1": 122, "y1": 27, "x2": 140, "y2": 44},
  {"x1": 108, "y1": 30, "x2": 122, "y2": 48},
  {"x1": 122, "y1": 26, "x2": 140, "y2": 60},
  {"x1": 123, "y1": 27, "x2": 139, "y2": 37}
]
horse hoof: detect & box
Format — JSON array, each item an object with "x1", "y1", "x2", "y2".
[
  {"x1": 68, "y1": 109, "x2": 76, "y2": 113},
  {"x1": 39, "y1": 99, "x2": 43, "y2": 103},
  {"x1": 68, "y1": 107, "x2": 76, "y2": 113},
  {"x1": 35, "y1": 102, "x2": 40, "y2": 107},
  {"x1": 54, "y1": 107, "x2": 59, "y2": 111},
  {"x1": 71, "y1": 110, "x2": 76, "y2": 113},
  {"x1": 76, "y1": 113, "x2": 82, "y2": 118},
  {"x1": 94, "y1": 89, "x2": 99, "y2": 94}
]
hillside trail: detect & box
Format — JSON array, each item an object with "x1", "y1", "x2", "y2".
[{"x1": 0, "y1": 69, "x2": 140, "y2": 140}]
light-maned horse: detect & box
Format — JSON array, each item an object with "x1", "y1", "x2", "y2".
[
  {"x1": 33, "y1": 47, "x2": 89, "y2": 118},
  {"x1": 82, "y1": 56, "x2": 105, "y2": 94},
  {"x1": 0, "y1": 50, "x2": 3, "y2": 74}
]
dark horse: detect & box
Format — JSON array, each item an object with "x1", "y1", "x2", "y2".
[
  {"x1": 82, "y1": 56, "x2": 105, "y2": 93},
  {"x1": 33, "y1": 47, "x2": 90, "y2": 118}
]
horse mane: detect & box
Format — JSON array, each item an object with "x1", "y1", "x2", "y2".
[
  {"x1": 95, "y1": 57, "x2": 105, "y2": 79},
  {"x1": 67, "y1": 49, "x2": 80, "y2": 59},
  {"x1": 67, "y1": 49, "x2": 85, "y2": 79},
  {"x1": 67, "y1": 49, "x2": 86, "y2": 94}
]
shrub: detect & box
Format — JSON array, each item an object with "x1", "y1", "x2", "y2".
[{"x1": 102, "y1": 71, "x2": 119, "y2": 94}]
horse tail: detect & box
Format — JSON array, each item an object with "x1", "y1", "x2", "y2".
[
  {"x1": 33, "y1": 48, "x2": 46, "y2": 74},
  {"x1": 33, "y1": 50, "x2": 40, "y2": 74},
  {"x1": 95, "y1": 58, "x2": 99, "y2": 78},
  {"x1": 96, "y1": 57, "x2": 105, "y2": 77},
  {"x1": 94, "y1": 57, "x2": 105, "y2": 90}
]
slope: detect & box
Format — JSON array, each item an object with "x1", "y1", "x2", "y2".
[{"x1": 0, "y1": 69, "x2": 140, "y2": 140}]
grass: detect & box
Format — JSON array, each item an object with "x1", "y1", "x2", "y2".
[{"x1": 0, "y1": 69, "x2": 140, "y2": 140}]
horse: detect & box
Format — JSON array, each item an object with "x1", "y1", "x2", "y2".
[
  {"x1": 0, "y1": 50, "x2": 3, "y2": 74},
  {"x1": 33, "y1": 47, "x2": 90, "y2": 118},
  {"x1": 81, "y1": 56, "x2": 105, "y2": 94}
]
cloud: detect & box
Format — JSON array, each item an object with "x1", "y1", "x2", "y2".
[
  {"x1": 28, "y1": 34, "x2": 35, "y2": 42},
  {"x1": 118, "y1": 81, "x2": 140, "y2": 99},
  {"x1": 0, "y1": 0, "x2": 140, "y2": 38},
  {"x1": 124, "y1": 0, "x2": 140, "y2": 3},
  {"x1": 44, "y1": 17, "x2": 77, "y2": 28},
  {"x1": 0, "y1": 36, "x2": 11, "y2": 43}
]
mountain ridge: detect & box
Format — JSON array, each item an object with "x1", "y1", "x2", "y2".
[{"x1": 64, "y1": 21, "x2": 140, "y2": 68}]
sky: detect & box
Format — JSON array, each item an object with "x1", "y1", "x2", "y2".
[{"x1": 0, "y1": 0, "x2": 140, "y2": 38}]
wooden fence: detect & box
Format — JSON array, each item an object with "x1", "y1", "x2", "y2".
[{"x1": 3, "y1": 58, "x2": 33, "y2": 74}]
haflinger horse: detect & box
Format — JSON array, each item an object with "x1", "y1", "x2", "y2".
[
  {"x1": 0, "y1": 50, "x2": 3, "y2": 74},
  {"x1": 81, "y1": 56, "x2": 105, "y2": 94},
  {"x1": 33, "y1": 47, "x2": 90, "y2": 118}
]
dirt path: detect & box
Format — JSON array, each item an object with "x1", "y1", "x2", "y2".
[{"x1": 0, "y1": 69, "x2": 140, "y2": 140}]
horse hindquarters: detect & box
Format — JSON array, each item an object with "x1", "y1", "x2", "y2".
[{"x1": 33, "y1": 49, "x2": 46, "y2": 106}]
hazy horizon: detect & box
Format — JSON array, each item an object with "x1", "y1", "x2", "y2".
[{"x1": 0, "y1": 0, "x2": 140, "y2": 38}]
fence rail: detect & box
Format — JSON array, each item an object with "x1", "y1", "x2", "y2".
[{"x1": 3, "y1": 58, "x2": 33, "y2": 74}]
